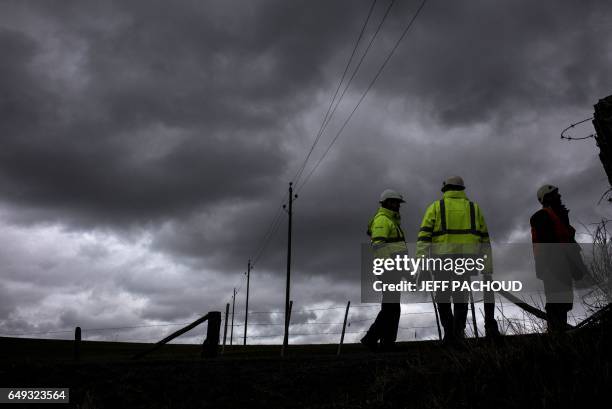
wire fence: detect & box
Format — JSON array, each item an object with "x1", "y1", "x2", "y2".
[{"x1": 0, "y1": 299, "x2": 573, "y2": 345}]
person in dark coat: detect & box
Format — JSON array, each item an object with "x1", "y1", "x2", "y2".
[{"x1": 530, "y1": 184, "x2": 587, "y2": 332}]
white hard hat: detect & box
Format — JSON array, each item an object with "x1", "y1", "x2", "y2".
[
  {"x1": 537, "y1": 184, "x2": 558, "y2": 204},
  {"x1": 442, "y1": 176, "x2": 465, "y2": 191},
  {"x1": 379, "y1": 189, "x2": 405, "y2": 203}
]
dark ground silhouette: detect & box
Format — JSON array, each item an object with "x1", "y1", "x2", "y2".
[{"x1": 2, "y1": 318, "x2": 611, "y2": 409}]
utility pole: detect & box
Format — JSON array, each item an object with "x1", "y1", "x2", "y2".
[
  {"x1": 230, "y1": 287, "x2": 236, "y2": 346},
  {"x1": 282, "y1": 182, "x2": 297, "y2": 356},
  {"x1": 243, "y1": 259, "x2": 251, "y2": 345},
  {"x1": 281, "y1": 300, "x2": 293, "y2": 356}
]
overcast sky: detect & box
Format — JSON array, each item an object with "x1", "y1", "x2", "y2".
[{"x1": 0, "y1": 0, "x2": 611, "y2": 345}]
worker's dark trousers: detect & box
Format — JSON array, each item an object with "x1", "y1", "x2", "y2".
[
  {"x1": 434, "y1": 272, "x2": 469, "y2": 339},
  {"x1": 545, "y1": 303, "x2": 572, "y2": 333},
  {"x1": 543, "y1": 276, "x2": 573, "y2": 333},
  {"x1": 437, "y1": 302, "x2": 468, "y2": 339},
  {"x1": 364, "y1": 270, "x2": 401, "y2": 346},
  {"x1": 364, "y1": 303, "x2": 401, "y2": 346}
]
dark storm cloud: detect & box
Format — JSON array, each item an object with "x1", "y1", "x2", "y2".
[
  {"x1": 0, "y1": 0, "x2": 611, "y2": 296},
  {"x1": 0, "y1": 0, "x2": 370, "y2": 228},
  {"x1": 376, "y1": 0, "x2": 612, "y2": 126}
]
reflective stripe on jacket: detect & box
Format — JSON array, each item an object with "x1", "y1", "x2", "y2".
[
  {"x1": 416, "y1": 190, "x2": 491, "y2": 271},
  {"x1": 367, "y1": 207, "x2": 407, "y2": 258}
]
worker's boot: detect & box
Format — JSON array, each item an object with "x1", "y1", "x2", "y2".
[
  {"x1": 453, "y1": 303, "x2": 468, "y2": 340},
  {"x1": 441, "y1": 327, "x2": 455, "y2": 345},
  {"x1": 485, "y1": 319, "x2": 501, "y2": 338},
  {"x1": 360, "y1": 334, "x2": 378, "y2": 352},
  {"x1": 379, "y1": 341, "x2": 396, "y2": 353},
  {"x1": 483, "y1": 296, "x2": 501, "y2": 338},
  {"x1": 438, "y1": 303, "x2": 455, "y2": 344}
]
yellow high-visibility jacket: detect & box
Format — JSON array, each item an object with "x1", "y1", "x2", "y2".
[
  {"x1": 416, "y1": 190, "x2": 492, "y2": 273},
  {"x1": 367, "y1": 206, "x2": 407, "y2": 259}
]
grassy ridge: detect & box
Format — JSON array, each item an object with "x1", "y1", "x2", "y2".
[
  {"x1": 1, "y1": 328, "x2": 610, "y2": 408},
  {"x1": 0, "y1": 335, "x2": 443, "y2": 362}
]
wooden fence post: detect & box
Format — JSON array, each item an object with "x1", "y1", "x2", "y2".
[
  {"x1": 133, "y1": 313, "x2": 211, "y2": 360},
  {"x1": 202, "y1": 311, "x2": 221, "y2": 358},
  {"x1": 74, "y1": 326, "x2": 81, "y2": 362},
  {"x1": 468, "y1": 279, "x2": 479, "y2": 338},
  {"x1": 222, "y1": 303, "x2": 229, "y2": 355},
  {"x1": 337, "y1": 301, "x2": 351, "y2": 356}
]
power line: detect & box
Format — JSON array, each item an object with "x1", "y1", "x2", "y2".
[
  {"x1": 295, "y1": 306, "x2": 350, "y2": 312},
  {"x1": 245, "y1": 325, "x2": 438, "y2": 339},
  {"x1": 0, "y1": 329, "x2": 73, "y2": 336},
  {"x1": 0, "y1": 322, "x2": 194, "y2": 337},
  {"x1": 296, "y1": 0, "x2": 397, "y2": 189},
  {"x1": 398, "y1": 325, "x2": 438, "y2": 330},
  {"x1": 232, "y1": 310, "x2": 435, "y2": 326},
  {"x1": 83, "y1": 323, "x2": 191, "y2": 332},
  {"x1": 1, "y1": 303, "x2": 526, "y2": 341},
  {"x1": 247, "y1": 305, "x2": 359, "y2": 316},
  {"x1": 251, "y1": 0, "x2": 390, "y2": 269},
  {"x1": 293, "y1": 0, "x2": 382, "y2": 186},
  {"x1": 251, "y1": 201, "x2": 285, "y2": 267},
  {"x1": 297, "y1": 0, "x2": 429, "y2": 193},
  {"x1": 348, "y1": 311, "x2": 434, "y2": 324},
  {"x1": 222, "y1": 271, "x2": 248, "y2": 315},
  {"x1": 230, "y1": 321, "x2": 346, "y2": 327},
  {"x1": 247, "y1": 330, "x2": 367, "y2": 338},
  {"x1": 236, "y1": 0, "x2": 430, "y2": 346},
  {"x1": 248, "y1": 302, "x2": 436, "y2": 315},
  {"x1": 349, "y1": 304, "x2": 384, "y2": 308}
]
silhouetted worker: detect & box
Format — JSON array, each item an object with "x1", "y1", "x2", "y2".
[
  {"x1": 361, "y1": 189, "x2": 407, "y2": 351},
  {"x1": 530, "y1": 185, "x2": 587, "y2": 332},
  {"x1": 416, "y1": 176, "x2": 500, "y2": 342}
]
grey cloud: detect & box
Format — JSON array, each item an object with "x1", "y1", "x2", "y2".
[
  {"x1": 0, "y1": 0, "x2": 611, "y2": 341},
  {"x1": 375, "y1": 0, "x2": 612, "y2": 126},
  {"x1": 0, "y1": 0, "x2": 372, "y2": 229}
]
